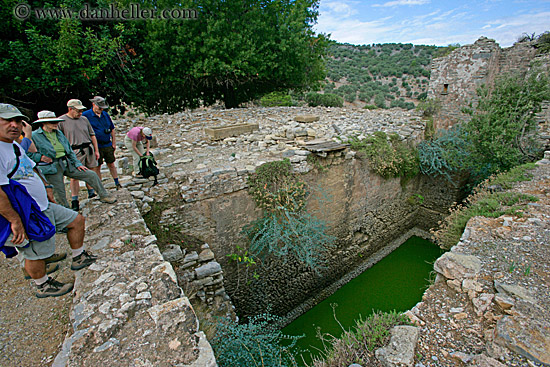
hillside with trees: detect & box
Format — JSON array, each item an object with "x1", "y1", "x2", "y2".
[{"x1": 321, "y1": 42, "x2": 458, "y2": 109}]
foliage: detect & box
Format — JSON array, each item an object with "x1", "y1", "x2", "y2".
[
  {"x1": 417, "y1": 126, "x2": 469, "y2": 182},
  {"x1": 363, "y1": 104, "x2": 377, "y2": 110},
  {"x1": 433, "y1": 43, "x2": 460, "y2": 58},
  {"x1": 259, "y1": 92, "x2": 294, "y2": 107},
  {"x1": 462, "y1": 72, "x2": 549, "y2": 183},
  {"x1": 244, "y1": 160, "x2": 335, "y2": 271},
  {"x1": 432, "y1": 164, "x2": 538, "y2": 249},
  {"x1": 2, "y1": 0, "x2": 328, "y2": 114},
  {"x1": 212, "y1": 313, "x2": 301, "y2": 367},
  {"x1": 312, "y1": 310, "x2": 411, "y2": 367},
  {"x1": 241, "y1": 210, "x2": 335, "y2": 271},
  {"x1": 305, "y1": 92, "x2": 344, "y2": 107},
  {"x1": 350, "y1": 132, "x2": 419, "y2": 180},
  {"x1": 416, "y1": 98, "x2": 441, "y2": 117},
  {"x1": 247, "y1": 159, "x2": 308, "y2": 212},
  {"x1": 407, "y1": 194, "x2": 425, "y2": 206},
  {"x1": 534, "y1": 31, "x2": 550, "y2": 54}
]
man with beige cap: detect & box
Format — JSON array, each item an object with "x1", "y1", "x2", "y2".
[
  {"x1": 30, "y1": 110, "x2": 116, "y2": 208},
  {"x1": 0, "y1": 103, "x2": 97, "y2": 298},
  {"x1": 59, "y1": 99, "x2": 100, "y2": 211}
]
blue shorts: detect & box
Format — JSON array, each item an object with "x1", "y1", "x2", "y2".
[{"x1": 8, "y1": 202, "x2": 78, "y2": 261}]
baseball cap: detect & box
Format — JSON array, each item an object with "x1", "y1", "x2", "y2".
[
  {"x1": 90, "y1": 96, "x2": 109, "y2": 109},
  {"x1": 142, "y1": 127, "x2": 153, "y2": 140},
  {"x1": 67, "y1": 99, "x2": 86, "y2": 110},
  {"x1": 33, "y1": 110, "x2": 64, "y2": 124},
  {"x1": 0, "y1": 103, "x2": 29, "y2": 121}
]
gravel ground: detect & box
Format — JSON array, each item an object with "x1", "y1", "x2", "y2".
[{"x1": 0, "y1": 235, "x2": 73, "y2": 367}]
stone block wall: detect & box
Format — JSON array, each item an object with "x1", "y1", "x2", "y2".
[{"x1": 428, "y1": 37, "x2": 537, "y2": 130}]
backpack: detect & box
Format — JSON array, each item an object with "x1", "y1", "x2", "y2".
[{"x1": 138, "y1": 152, "x2": 159, "y2": 185}]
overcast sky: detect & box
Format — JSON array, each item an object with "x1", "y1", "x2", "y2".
[{"x1": 314, "y1": 0, "x2": 550, "y2": 47}]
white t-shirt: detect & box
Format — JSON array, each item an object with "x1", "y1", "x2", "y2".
[{"x1": 0, "y1": 141, "x2": 49, "y2": 211}]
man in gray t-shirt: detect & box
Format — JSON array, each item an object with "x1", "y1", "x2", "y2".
[{"x1": 59, "y1": 99, "x2": 100, "y2": 211}]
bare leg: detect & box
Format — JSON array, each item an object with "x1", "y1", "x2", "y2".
[
  {"x1": 24, "y1": 259, "x2": 46, "y2": 279},
  {"x1": 91, "y1": 166, "x2": 102, "y2": 180},
  {"x1": 65, "y1": 214, "x2": 85, "y2": 250},
  {"x1": 106, "y1": 162, "x2": 118, "y2": 180},
  {"x1": 70, "y1": 178, "x2": 80, "y2": 198}
]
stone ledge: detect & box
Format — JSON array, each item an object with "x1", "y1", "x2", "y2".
[
  {"x1": 204, "y1": 123, "x2": 259, "y2": 140},
  {"x1": 53, "y1": 190, "x2": 217, "y2": 367}
]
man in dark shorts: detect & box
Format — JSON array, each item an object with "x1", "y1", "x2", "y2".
[{"x1": 82, "y1": 96, "x2": 121, "y2": 189}]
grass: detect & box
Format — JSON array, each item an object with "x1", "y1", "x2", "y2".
[
  {"x1": 432, "y1": 163, "x2": 539, "y2": 249},
  {"x1": 310, "y1": 310, "x2": 410, "y2": 367}
]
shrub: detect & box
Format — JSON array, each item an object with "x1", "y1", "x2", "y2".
[
  {"x1": 306, "y1": 92, "x2": 344, "y2": 107},
  {"x1": 350, "y1": 132, "x2": 419, "y2": 180},
  {"x1": 363, "y1": 104, "x2": 377, "y2": 110},
  {"x1": 212, "y1": 313, "x2": 301, "y2": 367},
  {"x1": 312, "y1": 310, "x2": 411, "y2": 367},
  {"x1": 260, "y1": 92, "x2": 294, "y2": 107},
  {"x1": 416, "y1": 98, "x2": 440, "y2": 117},
  {"x1": 432, "y1": 164, "x2": 538, "y2": 248}
]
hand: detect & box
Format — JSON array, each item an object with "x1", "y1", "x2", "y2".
[
  {"x1": 40, "y1": 155, "x2": 53, "y2": 163},
  {"x1": 95, "y1": 151, "x2": 100, "y2": 160},
  {"x1": 77, "y1": 166, "x2": 89, "y2": 171},
  {"x1": 22, "y1": 121, "x2": 32, "y2": 138},
  {"x1": 46, "y1": 187, "x2": 56, "y2": 203},
  {"x1": 112, "y1": 145, "x2": 116, "y2": 152},
  {"x1": 10, "y1": 217, "x2": 27, "y2": 245}
]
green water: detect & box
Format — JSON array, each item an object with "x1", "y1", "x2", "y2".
[{"x1": 282, "y1": 236, "x2": 444, "y2": 364}]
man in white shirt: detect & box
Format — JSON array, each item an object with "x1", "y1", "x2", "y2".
[{"x1": 0, "y1": 104, "x2": 97, "y2": 298}]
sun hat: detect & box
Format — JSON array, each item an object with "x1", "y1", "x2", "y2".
[
  {"x1": 89, "y1": 96, "x2": 109, "y2": 109},
  {"x1": 67, "y1": 99, "x2": 86, "y2": 110},
  {"x1": 33, "y1": 110, "x2": 64, "y2": 125},
  {"x1": 142, "y1": 127, "x2": 153, "y2": 140},
  {"x1": 0, "y1": 103, "x2": 29, "y2": 121}
]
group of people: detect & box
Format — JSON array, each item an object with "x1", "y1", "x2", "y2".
[{"x1": 0, "y1": 97, "x2": 154, "y2": 298}]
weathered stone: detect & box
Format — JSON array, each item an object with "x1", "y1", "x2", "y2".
[
  {"x1": 199, "y1": 249, "x2": 215, "y2": 262},
  {"x1": 494, "y1": 294, "x2": 515, "y2": 311},
  {"x1": 472, "y1": 293, "x2": 494, "y2": 316},
  {"x1": 375, "y1": 325, "x2": 419, "y2": 367},
  {"x1": 469, "y1": 354, "x2": 507, "y2": 367},
  {"x1": 495, "y1": 315, "x2": 550, "y2": 365},
  {"x1": 205, "y1": 123, "x2": 259, "y2": 140},
  {"x1": 195, "y1": 262, "x2": 222, "y2": 279},
  {"x1": 162, "y1": 244, "x2": 184, "y2": 262},
  {"x1": 294, "y1": 114, "x2": 320, "y2": 123},
  {"x1": 433, "y1": 252, "x2": 481, "y2": 280},
  {"x1": 494, "y1": 282, "x2": 536, "y2": 304}
]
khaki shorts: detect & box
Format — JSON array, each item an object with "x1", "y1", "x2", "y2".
[
  {"x1": 74, "y1": 146, "x2": 98, "y2": 168},
  {"x1": 8, "y1": 202, "x2": 78, "y2": 261}
]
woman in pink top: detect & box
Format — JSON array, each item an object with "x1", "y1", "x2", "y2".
[{"x1": 124, "y1": 127, "x2": 152, "y2": 175}]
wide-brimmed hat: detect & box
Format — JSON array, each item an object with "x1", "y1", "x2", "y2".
[
  {"x1": 0, "y1": 103, "x2": 29, "y2": 121},
  {"x1": 90, "y1": 96, "x2": 109, "y2": 109},
  {"x1": 142, "y1": 127, "x2": 153, "y2": 140},
  {"x1": 33, "y1": 110, "x2": 64, "y2": 125},
  {"x1": 67, "y1": 99, "x2": 86, "y2": 110}
]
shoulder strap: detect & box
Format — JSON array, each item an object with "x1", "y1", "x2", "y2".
[{"x1": 7, "y1": 144, "x2": 21, "y2": 179}]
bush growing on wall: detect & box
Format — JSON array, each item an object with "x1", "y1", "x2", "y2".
[
  {"x1": 350, "y1": 132, "x2": 419, "y2": 180},
  {"x1": 243, "y1": 159, "x2": 335, "y2": 271},
  {"x1": 212, "y1": 313, "x2": 301, "y2": 367}
]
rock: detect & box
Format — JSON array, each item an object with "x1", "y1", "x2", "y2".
[
  {"x1": 495, "y1": 315, "x2": 550, "y2": 365},
  {"x1": 199, "y1": 249, "x2": 215, "y2": 262},
  {"x1": 472, "y1": 293, "x2": 494, "y2": 316},
  {"x1": 469, "y1": 354, "x2": 507, "y2": 367},
  {"x1": 375, "y1": 325, "x2": 419, "y2": 367},
  {"x1": 195, "y1": 262, "x2": 222, "y2": 279},
  {"x1": 494, "y1": 294, "x2": 515, "y2": 311},
  {"x1": 433, "y1": 252, "x2": 481, "y2": 280},
  {"x1": 450, "y1": 351, "x2": 473, "y2": 363},
  {"x1": 162, "y1": 245, "x2": 184, "y2": 262},
  {"x1": 494, "y1": 282, "x2": 536, "y2": 304},
  {"x1": 294, "y1": 115, "x2": 320, "y2": 123}
]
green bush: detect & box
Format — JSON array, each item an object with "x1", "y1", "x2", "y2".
[
  {"x1": 432, "y1": 164, "x2": 538, "y2": 248},
  {"x1": 259, "y1": 92, "x2": 294, "y2": 107},
  {"x1": 350, "y1": 132, "x2": 419, "y2": 180},
  {"x1": 416, "y1": 98, "x2": 441, "y2": 117},
  {"x1": 306, "y1": 92, "x2": 344, "y2": 107},
  {"x1": 312, "y1": 310, "x2": 411, "y2": 367},
  {"x1": 212, "y1": 313, "x2": 301, "y2": 367}
]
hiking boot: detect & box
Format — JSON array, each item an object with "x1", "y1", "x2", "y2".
[
  {"x1": 115, "y1": 183, "x2": 122, "y2": 190},
  {"x1": 99, "y1": 195, "x2": 117, "y2": 204},
  {"x1": 71, "y1": 199, "x2": 79, "y2": 211},
  {"x1": 44, "y1": 252, "x2": 67, "y2": 264},
  {"x1": 35, "y1": 277, "x2": 74, "y2": 298},
  {"x1": 88, "y1": 192, "x2": 97, "y2": 199},
  {"x1": 71, "y1": 250, "x2": 97, "y2": 270},
  {"x1": 23, "y1": 263, "x2": 59, "y2": 280}
]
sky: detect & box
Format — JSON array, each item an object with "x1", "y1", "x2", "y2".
[{"x1": 314, "y1": 0, "x2": 550, "y2": 47}]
